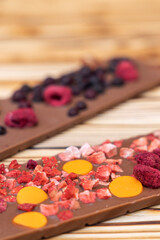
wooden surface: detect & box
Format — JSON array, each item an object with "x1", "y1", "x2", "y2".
[{"x1": 0, "y1": 0, "x2": 160, "y2": 239}]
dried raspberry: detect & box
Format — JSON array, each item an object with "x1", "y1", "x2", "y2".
[
  {"x1": 40, "y1": 203, "x2": 59, "y2": 216},
  {"x1": 17, "y1": 171, "x2": 32, "y2": 184},
  {"x1": 79, "y1": 190, "x2": 96, "y2": 203},
  {"x1": 80, "y1": 178, "x2": 99, "y2": 190},
  {"x1": 42, "y1": 156, "x2": 58, "y2": 168},
  {"x1": 58, "y1": 210, "x2": 73, "y2": 221},
  {"x1": 33, "y1": 171, "x2": 49, "y2": 186},
  {"x1": 61, "y1": 185, "x2": 79, "y2": 200},
  {"x1": 135, "y1": 152, "x2": 160, "y2": 170},
  {"x1": 4, "y1": 195, "x2": 16, "y2": 202},
  {"x1": 133, "y1": 137, "x2": 148, "y2": 146},
  {"x1": 120, "y1": 148, "x2": 134, "y2": 159},
  {"x1": 26, "y1": 159, "x2": 37, "y2": 170},
  {"x1": 0, "y1": 198, "x2": 7, "y2": 213},
  {"x1": 8, "y1": 160, "x2": 21, "y2": 169},
  {"x1": 43, "y1": 167, "x2": 60, "y2": 178},
  {"x1": 87, "y1": 151, "x2": 106, "y2": 164},
  {"x1": 59, "y1": 146, "x2": 80, "y2": 161},
  {"x1": 153, "y1": 148, "x2": 160, "y2": 158},
  {"x1": 10, "y1": 185, "x2": 23, "y2": 194},
  {"x1": 0, "y1": 188, "x2": 7, "y2": 197},
  {"x1": 43, "y1": 85, "x2": 72, "y2": 107},
  {"x1": 0, "y1": 174, "x2": 6, "y2": 181},
  {"x1": 95, "y1": 165, "x2": 111, "y2": 181},
  {"x1": 5, "y1": 108, "x2": 38, "y2": 128},
  {"x1": 0, "y1": 164, "x2": 6, "y2": 174},
  {"x1": 67, "y1": 172, "x2": 78, "y2": 180},
  {"x1": 148, "y1": 139, "x2": 160, "y2": 152},
  {"x1": 115, "y1": 61, "x2": 138, "y2": 82},
  {"x1": 98, "y1": 143, "x2": 117, "y2": 158},
  {"x1": 6, "y1": 178, "x2": 16, "y2": 190},
  {"x1": 80, "y1": 143, "x2": 94, "y2": 158},
  {"x1": 6, "y1": 169, "x2": 21, "y2": 178},
  {"x1": 133, "y1": 164, "x2": 160, "y2": 188},
  {"x1": 18, "y1": 203, "x2": 36, "y2": 212},
  {"x1": 96, "y1": 188, "x2": 111, "y2": 199}
]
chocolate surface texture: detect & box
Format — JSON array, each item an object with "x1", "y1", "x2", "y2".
[
  {"x1": 1, "y1": 133, "x2": 160, "y2": 240},
  {"x1": 0, "y1": 62, "x2": 160, "y2": 161}
]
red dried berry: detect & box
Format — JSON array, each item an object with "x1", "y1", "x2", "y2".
[
  {"x1": 42, "y1": 156, "x2": 58, "y2": 168},
  {"x1": 17, "y1": 171, "x2": 32, "y2": 184},
  {"x1": 0, "y1": 164, "x2": 6, "y2": 174},
  {"x1": 57, "y1": 210, "x2": 73, "y2": 221},
  {"x1": 26, "y1": 159, "x2": 37, "y2": 170},
  {"x1": 43, "y1": 85, "x2": 72, "y2": 107},
  {"x1": 9, "y1": 160, "x2": 21, "y2": 169},
  {"x1": 6, "y1": 169, "x2": 21, "y2": 178},
  {"x1": 79, "y1": 190, "x2": 96, "y2": 204},
  {"x1": 33, "y1": 171, "x2": 49, "y2": 186},
  {"x1": 10, "y1": 185, "x2": 23, "y2": 194},
  {"x1": 115, "y1": 60, "x2": 138, "y2": 82},
  {"x1": 0, "y1": 174, "x2": 6, "y2": 181},
  {"x1": 61, "y1": 185, "x2": 79, "y2": 200},
  {"x1": 18, "y1": 203, "x2": 36, "y2": 212},
  {"x1": 0, "y1": 198, "x2": 7, "y2": 213},
  {"x1": 96, "y1": 188, "x2": 111, "y2": 199},
  {"x1": 5, "y1": 108, "x2": 38, "y2": 128},
  {"x1": 6, "y1": 178, "x2": 16, "y2": 190},
  {"x1": 43, "y1": 167, "x2": 60, "y2": 178},
  {"x1": 133, "y1": 164, "x2": 160, "y2": 188},
  {"x1": 153, "y1": 148, "x2": 160, "y2": 158},
  {"x1": 95, "y1": 165, "x2": 111, "y2": 181},
  {"x1": 40, "y1": 203, "x2": 59, "y2": 216},
  {"x1": 135, "y1": 152, "x2": 160, "y2": 170},
  {"x1": 4, "y1": 195, "x2": 16, "y2": 202},
  {"x1": 80, "y1": 178, "x2": 99, "y2": 190},
  {"x1": 0, "y1": 188, "x2": 7, "y2": 197}
]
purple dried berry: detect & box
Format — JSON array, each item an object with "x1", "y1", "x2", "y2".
[
  {"x1": 68, "y1": 107, "x2": 79, "y2": 117},
  {"x1": 76, "y1": 101, "x2": 87, "y2": 110},
  {"x1": 12, "y1": 90, "x2": 27, "y2": 102},
  {"x1": 84, "y1": 89, "x2": 97, "y2": 99},
  {"x1": 26, "y1": 159, "x2": 38, "y2": 170}
]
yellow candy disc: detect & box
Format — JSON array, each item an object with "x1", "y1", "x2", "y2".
[
  {"x1": 63, "y1": 159, "x2": 93, "y2": 175},
  {"x1": 13, "y1": 212, "x2": 47, "y2": 229},
  {"x1": 17, "y1": 186, "x2": 48, "y2": 204},
  {"x1": 109, "y1": 176, "x2": 143, "y2": 198}
]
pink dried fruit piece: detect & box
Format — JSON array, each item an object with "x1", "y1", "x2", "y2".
[
  {"x1": 5, "y1": 108, "x2": 38, "y2": 128},
  {"x1": 135, "y1": 152, "x2": 160, "y2": 170},
  {"x1": 18, "y1": 203, "x2": 37, "y2": 212},
  {"x1": 115, "y1": 60, "x2": 138, "y2": 82},
  {"x1": 43, "y1": 85, "x2": 72, "y2": 107},
  {"x1": 57, "y1": 210, "x2": 73, "y2": 221},
  {"x1": 0, "y1": 198, "x2": 7, "y2": 213}
]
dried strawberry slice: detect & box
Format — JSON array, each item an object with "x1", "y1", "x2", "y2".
[
  {"x1": 0, "y1": 198, "x2": 7, "y2": 213},
  {"x1": 5, "y1": 108, "x2": 38, "y2": 128},
  {"x1": 40, "y1": 203, "x2": 59, "y2": 216},
  {"x1": 96, "y1": 188, "x2": 111, "y2": 199},
  {"x1": 57, "y1": 210, "x2": 73, "y2": 221},
  {"x1": 79, "y1": 190, "x2": 96, "y2": 203},
  {"x1": 43, "y1": 85, "x2": 72, "y2": 107},
  {"x1": 18, "y1": 203, "x2": 37, "y2": 212}
]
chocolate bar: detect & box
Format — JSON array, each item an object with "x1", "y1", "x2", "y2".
[
  {"x1": 0, "y1": 131, "x2": 160, "y2": 240},
  {"x1": 0, "y1": 61, "x2": 160, "y2": 161}
]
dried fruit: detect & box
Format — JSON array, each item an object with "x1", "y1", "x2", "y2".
[
  {"x1": 59, "y1": 146, "x2": 80, "y2": 161},
  {"x1": 96, "y1": 188, "x2": 111, "y2": 199},
  {"x1": 98, "y1": 143, "x2": 117, "y2": 158},
  {"x1": 5, "y1": 195, "x2": 16, "y2": 202},
  {"x1": 87, "y1": 151, "x2": 106, "y2": 164},
  {"x1": 42, "y1": 156, "x2": 58, "y2": 168},
  {"x1": 0, "y1": 126, "x2": 7, "y2": 135},
  {"x1": 115, "y1": 60, "x2": 138, "y2": 82},
  {"x1": 40, "y1": 203, "x2": 59, "y2": 216},
  {"x1": 33, "y1": 171, "x2": 49, "y2": 186},
  {"x1": 9, "y1": 160, "x2": 21, "y2": 169},
  {"x1": 135, "y1": 152, "x2": 160, "y2": 170},
  {"x1": 17, "y1": 171, "x2": 33, "y2": 184},
  {"x1": 80, "y1": 178, "x2": 99, "y2": 190},
  {"x1": 120, "y1": 148, "x2": 134, "y2": 159},
  {"x1": 26, "y1": 159, "x2": 38, "y2": 170},
  {"x1": 80, "y1": 143, "x2": 94, "y2": 158},
  {"x1": 6, "y1": 169, "x2": 21, "y2": 178},
  {"x1": 61, "y1": 185, "x2": 79, "y2": 200},
  {"x1": 95, "y1": 165, "x2": 111, "y2": 181},
  {"x1": 79, "y1": 190, "x2": 96, "y2": 203},
  {"x1": 0, "y1": 198, "x2": 7, "y2": 213},
  {"x1": 58, "y1": 210, "x2": 73, "y2": 221}
]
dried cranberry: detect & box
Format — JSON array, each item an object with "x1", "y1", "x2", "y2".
[
  {"x1": 0, "y1": 126, "x2": 7, "y2": 135},
  {"x1": 12, "y1": 90, "x2": 27, "y2": 102},
  {"x1": 26, "y1": 159, "x2": 38, "y2": 170},
  {"x1": 68, "y1": 107, "x2": 79, "y2": 117},
  {"x1": 43, "y1": 85, "x2": 72, "y2": 107},
  {"x1": 5, "y1": 108, "x2": 38, "y2": 128},
  {"x1": 76, "y1": 101, "x2": 87, "y2": 110},
  {"x1": 84, "y1": 89, "x2": 97, "y2": 99}
]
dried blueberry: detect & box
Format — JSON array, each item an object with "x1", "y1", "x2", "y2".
[
  {"x1": 84, "y1": 89, "x2": 97, "y2": 99},
  {"x1": 111, "y1": 77, "x2": 124, "y2": 86},
  {"x1": 20, "y1": 84, "x2": 32, "y2": 93},
  {"x1": 26, "y1": 159, "x2": 37, "y2": 169},
  {"x1": 32, "y1": 85, "x2": 44, "y2": 102},
  {"x1": 93, "y1": 84, "x2": 104, "y2": 93},
  {"x1": 60, "y1": 75, "x2": 73, "y2": 86},
  {"x1": 71, "y1": 85, "x2": 81, "y2": 96},
  {"x1": 76, "y1": 101, "x2": 87, "y2": 110},
  {"x1": 42, "y1": 77, "x2": 56, "y2": 87},
  {"x1": 0, "y1": 126, "x2": 7, "y2": 135},
  {"x1": 107, "y1": 57, "x2": 130, "y2": 73},
  {"x1": 18, "y1": 101, "x2": 32, "y2": 108},
  {"x1": 68, "y1": 107, "x2": 79, "y2": 117},
  {"x1": 12, "y1": 90, "x2": 27, "y2": 102},
  {"x1": 80, "y1": 66, "x2": 91, "y2": 77}
]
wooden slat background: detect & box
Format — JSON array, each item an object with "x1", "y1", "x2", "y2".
[{"x1": 0, "y1": 0, "x2": 160, "y2": 239}]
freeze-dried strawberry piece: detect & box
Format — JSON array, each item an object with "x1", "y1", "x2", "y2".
[
  {"x1": 111, "y1": 173, "x2": 120, "y2": 180},
  {"x1": 61, "y1": 185, "x2": 79, "y2": 200},
  {"x1": 42, "y1": 156, "x2": 58, "y2": 168},
  {"x1": 105, "y1": 159, "x2": 122, "y2": 165},
  {"x1": 101, "y1": 139, "x2": 111, "y2": 145},
  {"x1": 115, "y1": 60, "x2": 138, "y2": 82},
  {"x1": 113, "y1": 140, "x2": 123, "y2": 148},
  {"x1": 0, "y1": 164, "x2": 6, "y2": 174},
  {"x1": 133, "y1": 137, "x2": 148, "y2": 146},
  {"x1": 61, "y1": 171, "x2": 69, "y2": 178},
  {"x1": 147, "y1": 134, "x2": 155, "y2": 141},
  {"x1": 48, "y1": 185, "x2": 58, "y2": 199},
  {"x1": 88, "y1": 170, "x2": 96, "y2": 177},
  {"x1": 0, "y1": 199, "x2": 7, "y2": 213},
  {"x1": 99, "y1": 180, "x2": 109, "y2": 186},
  {"x1": 5, "y1": 108, "x2": 38, "y2": 128},
  {"x1": 50, "y1": 178, "x2": 59, "y2": 186},
  {"x1": 59, "y1": 146, "x2": 80, "y2": 161},
  {"x1": 67, "y1": 172, "x2": 78, "y2": 180},
  {"x1": 4, "y1": 195, "x2": 16, "y2": 202},
  {"x1": 0, "y1": 181, "x2": 7, "y2": 188},
  {"x1": 6, "y1": 169, "x2": 21, "y2": 178},
  {"x1": 87, "y1": 151, "x2": 106, "y2": 164},
  {"x1": 58, "y1": 210, "x2": 73, "y2": 221},
  {"x1": 6, "y1": 178, "x2": 16, "y2": 190},
  {"x1": 58, "y1": 199, "x2": 80, "y2": 210},
  {"x1": 80, "y1": 143, "x2": 94, "y2": 158},
  {"x1": 58, "y1": 200, "x2": 71, "y2": 209},
  {"x1": 109, "y1": 164, "x2": 123, "y2": 173},
  {"x1": 8, "y1": 160, "x2": 21, "y2": 169},
  {"x1": 80, "y1": 178, "x2": 99, "y2": 190},
  {"x1": 26, "y1": 159, "x2": 37, "y2": 170},
  {"x1": 58, "y1": 180, "x2": 67, "y2": 190},
  {"x1": 98, "y1": 143, "x2": 117, "y2": 158},
  {"x1": 10, "y1": 185, "x2": 23, "y2": 194},
  {"x1": 135, "y1": 152, "x2": 160, "y2": 170},
  {"x1": 43, "y1": 85, "x2": 72, "y2": 107},
  {"x1": 134, "y1": 145, "x2": 148, "y2": 152},
  {"x1": 18, "y1": 203, "x2": 36, "y2": 212},
  {"x1": 120, "y1": 147, "x2": 134, "y2": 159},
  {"x1": 42, "y1": 181, "x2": 55, "y2": 192},
  {"x1": 33, "y1": 171, "x2": 49, "y2": 186},
  {"x1": 95, "y1": 165, "x2": 111, "y2": 181},
  {"x1": 96, "y1": 188, "x2": 111, "y2": 199},
  {"x1": 43, "y1": 166, "x2": 60, "y2": 178},
  {"x1": 26, "y1": 182, "x2": 38, "y2": 187},
  {"x1": 33, "y1": 165, "x2": 43, "y2": 174},
  {"x1": 51, "y1": 191, "x2": 62, "y2": 202},
  {"x1": 0, "y1": 188, "x2": 7, "y2": 197},
  {"x1": 17, "y1": 171, "x2": 32, "y2": 184},
  {"x1": 69, "y1": 198, "x2": 80, "y2": 210},
  {"x1": 40, "y1": 203, "x2": 59, "y2": 216},
  {"x1": 153, "y1": 131, "x2": 160, "y2": 139},
  {"x1": 54, "y1": 176, "x2": 61, "y2": 181},
  {"x1": 79, "y1": 190, "x2": 96, "y2": 204},
  {"x1": 0, "y1": 174, "x2": 6, "y2": 181},
  {"x1": 148, "y1": 139, "x2": 160, "y2": 152}
]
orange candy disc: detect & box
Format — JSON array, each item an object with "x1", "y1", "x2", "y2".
[
  {"x1": 17, "y1": 186, "x2": 48, "y2": 204},
  {"x1": 109, "y1": 176, "x2": 143, "y2": 198},
  {"x1": 63, "y1": 159, "x2": 93, "y2": 175},
  {"x1": 13, "y1": 212, "x2": 47, "y2": 229}
]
